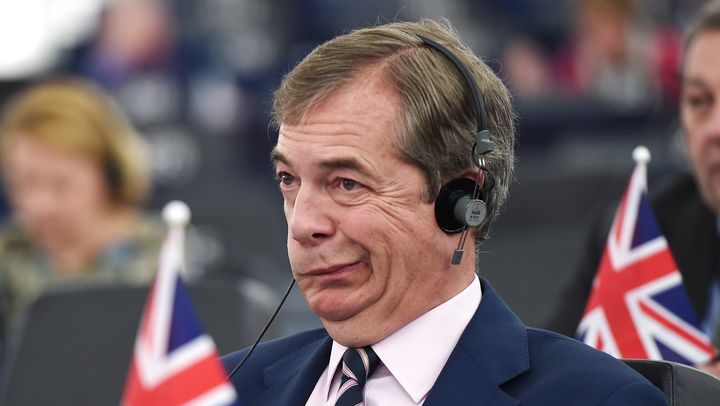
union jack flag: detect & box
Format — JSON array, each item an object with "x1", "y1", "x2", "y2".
[
  {"x1": 122, "y1": 222, "x2": 238, "y2": 405},
  {"x1": 577, "y1": 150, "x2": 716, "y2": 365}
]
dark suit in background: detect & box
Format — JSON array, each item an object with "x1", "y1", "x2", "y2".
[{"x1": 543, "y1": 174, "x2": 720, "y2": 346}]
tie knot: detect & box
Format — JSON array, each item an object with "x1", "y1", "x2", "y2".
[
  {"x1": 341, "y1": 346, "x2": 380, "y2": 384},
  {"x1": 335, "y1": 346, "x2": 380, "y2": 406},
  {"x1": 335, "y1": 346, "x2": 380, "y2": 405}
]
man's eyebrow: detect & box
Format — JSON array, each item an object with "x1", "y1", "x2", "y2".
[
  {"x1": 270, "y1": 149, "x2": 373, "y2": 177},
  {"x1": 681, "y1": 76, "x2": 709, "y2": 88},
  {"x1": 270, "y1": 148, "x2": 286, "y2": 166},
  {"x1": 318, "y1": 157, "x2": 368, "y2": 173}
]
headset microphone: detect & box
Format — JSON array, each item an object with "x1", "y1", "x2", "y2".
[
  {"x1": 226, "y1": 278, "x2": 295, "y2": 381},
  {"x1": 416, "y1": 34, "x2": 496, "y2": 265},
  {"x1": 450, "y1": 132, "x2": 495, "y2": 265}
]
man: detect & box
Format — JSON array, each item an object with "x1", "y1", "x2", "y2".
[
  {"x1": 543, "y1": 1, "x2": 720, "y2": 377},
  {"x1": 223, "y1": 19, "x2": 666, "y2": 405}
]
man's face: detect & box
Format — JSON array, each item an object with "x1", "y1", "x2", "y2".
[
  {"x1": 682, "y1": 30, "x2": 720, "y2": 213},
  {"x1": 2, "y1": 135, "x2": 112, "y2": 251},
  {"x1": 272, "y1": 71, "x2": 467, "y2": 345}
]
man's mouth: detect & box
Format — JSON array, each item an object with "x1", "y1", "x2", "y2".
[{"x1": 303, "y1": 261, "x2": 363, "y2": 277}]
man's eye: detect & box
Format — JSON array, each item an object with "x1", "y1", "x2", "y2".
[
  {"x1": 340, "y1": 178, "x2": 358, "y2": 191},
  {"x1": 684, "y1": 92, "x2": 713, "y2": 110},
  {"x1": 275, "y1": 172, "x2": 295, "y2": 187}
]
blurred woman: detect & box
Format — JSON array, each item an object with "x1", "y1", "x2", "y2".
[{"x1": 0, "y1": 78, "x2": 164, "y2": 339}]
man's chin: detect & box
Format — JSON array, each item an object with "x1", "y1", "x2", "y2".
[
  {"x1": 307, "y1": 293, "x2": 362, "y2": 323},
  {"x1": 318, "y1": 307, "x2": 388, "y2": 347}
]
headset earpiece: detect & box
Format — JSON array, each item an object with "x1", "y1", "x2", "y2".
[{"x1": 435, "y1": 178, "x2": 487, "y2": 234}]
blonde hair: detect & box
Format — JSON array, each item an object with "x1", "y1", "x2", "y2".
[
  {"x1": 273, "y1": 19, "x2": 515, "y2": 242},
  {"x1": 0, "y1": 78, "x2": 149, "y2": 205}
]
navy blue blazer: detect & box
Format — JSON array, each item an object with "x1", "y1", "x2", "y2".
[{"x1": 223, "y1": 279, "x2": 666, "y2": 405}]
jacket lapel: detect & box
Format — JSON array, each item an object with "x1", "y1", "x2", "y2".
[
  {"x1": 424, "y1": 278, "x2": 528, "y2": 406},
  {"x1": 243, "y1": 334, "x2": 332, "y2": 405}
]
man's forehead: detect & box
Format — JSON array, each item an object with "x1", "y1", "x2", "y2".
[
  {"x1": 684, "y1": 31, "x2": 720, "y2": 76},
  {"x1": 271, "y1": 138, "x2": 379, "y2": 172},
  {"x1": 287, "y1": 68, "x2": 399, "y2": 126},
  {"x1": 274, "y1": 121, "x2": 392, "y2": 159}
]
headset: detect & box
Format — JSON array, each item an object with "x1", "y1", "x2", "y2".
[
  {"x1": 227, "y1": 32, "x2": 497, "y2": 381},
  {"x1": 415, "y1": 35, "x2": 496, "y2": 265}
]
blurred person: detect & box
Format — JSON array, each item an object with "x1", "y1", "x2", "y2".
[
  {"x1": 70, "y1": 0, "x2": 189, "y2": 137},
  {"x1": 77, "y1": 0, "x2": 176, "y2": 90},
  {"x1": 0, "y1": 78, "x2": 165, "y2": 347},
  {"x1": 502, "y1": 35, "x2": 555, "y2": 100},
  {"x1": 222, "y1": 19, "x2": 666, "y2": 404},
  {"x1": 501, "y1": 0, "x2": 682, "y2": 147},
  {"x1": 552, "y1": 0, "x2": 680, "y2": 109},
  {"x1": 69, "y1": 0, "x2": 254, "y2": 192},
  {"x1": 544, "y1": 0, "x2": 720, "y2": 377},
  {"x1": 71, "y1": 0, "x2": 241, "y2": 134}
]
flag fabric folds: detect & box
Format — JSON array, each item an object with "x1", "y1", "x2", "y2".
[
  {"x1": 577, "y1": 150, "x2": 716, "y2": 366},
  {"x1": 122, "y1": 222, "x2": 238, "y2": 405}
]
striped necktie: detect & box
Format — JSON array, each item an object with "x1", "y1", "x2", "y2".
[{"x1": 335, "y1": 346, "x2": 380, "y2": 406}]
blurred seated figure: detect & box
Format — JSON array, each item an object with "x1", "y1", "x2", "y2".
[
  {"x1": 501, "y1": 35, "x2": 555, "y2": 100},
  {"x1": 0, "y1": 79, "x2": 165, "y2": 349},
  {"x1": 73, "y1": 0, "x2": 182, "y2": 128},
  {"x1": 553, "y1": 0, "x2": 680, "y2": 109},
  {"x1": 501, "y1": 0, "x2": 682, "y2": 147}
]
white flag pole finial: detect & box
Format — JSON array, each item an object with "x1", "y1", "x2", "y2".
[
  {"x1": 632, "y1": 146, "x2": 651, "y2": 166},
  {"x1": 161, "y1": 201, "x2": 191, "y2": 279},
  {"x1": 162, "y1": 200, "x2": 191, "y2": 229}
]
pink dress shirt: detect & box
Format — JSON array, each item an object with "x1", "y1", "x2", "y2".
[{"x1": 306, "y1": 275, "x2": 482, "y2": 405}]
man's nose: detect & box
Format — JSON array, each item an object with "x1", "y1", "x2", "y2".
[
  {"x1": 288, "y1": 185, "x2": 335, "y2": 246},
  {"x1": 707, "y1": 103, "x2": 720, "y2": 138}
]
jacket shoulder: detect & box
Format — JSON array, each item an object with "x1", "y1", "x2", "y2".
[{"x1": 504, "y1": 328, "x2": 666, "y2": 405}]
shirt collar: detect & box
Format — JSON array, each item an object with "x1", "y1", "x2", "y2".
[{"x1": 324, "y1": 274, "x2": 481, "y2": 402}]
